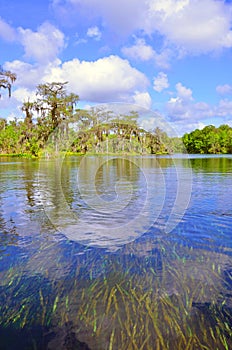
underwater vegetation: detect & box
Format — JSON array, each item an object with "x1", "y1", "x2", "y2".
[{"x1": 0, "y1": 237, "x2": 231, "y2": 350}]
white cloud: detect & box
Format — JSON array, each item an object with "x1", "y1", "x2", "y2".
[
  {"x1": 122, "y1": 38, "x2": 155, "y2": 61},
  {"x1": 145, "y1": 0, "x2": 232, "y2": 53},
  {"x1": 175, "y1": 82, "x2": 193, "y2": 100},
  {"x1": 0, "y1": 18, "x2": 16, "y2": 42},
  {"x1": 167, "y1": 97, "x2": 191, "y2": 120},
  {"x1": 122, "y1": 38, "x2": 172, "y2": 68},
  {"x1": 87, "y1": 26, "x2": 102, "y2": 40},
  {"x1": 166, "y1": 84, "x2": 232, "y2": 132},
  {"x1": 52, "y1": 0, "x2": 145, "y2": 36},
  {"x1": 41, "y1": 55, "x2": 149, "y2": 103},
  {"x1": 140, "y1": 112, "x2": 182, "y2": 136},
  {"x1": 132, "y1": 91, "x2": 152, "y2": 109},
  {"x1": 54, "y1": 0, "x2": 232, "y2": 55},
  {"x1": 152, "y1": 49, "x2": 172, "y2": 69},
  {"x1": 148, "y1": 0, "x2": 189, "y2": 17},
  {"x1": 6, "y1": 112, "x2": 21, "y2": 123},
  {"x1": 216, "y1": 99, "x2": 232, "y2": 117},
  {"x1": 12, "y1": 88, "x2": 37, "y2": 103},
  {"x1": 216, "y1": 84, "x2": 232, "y2": 95},
  {"x1": 194, "y1": 102, "x2": 211, "y2": 112},
  {"x1": 4, "y1": 55, "x2": 149, "y2": 105},
  {"x1": 153, "y1": 72, "x2": 169, "y2": 92},
  {"x1": 169, "y1": 120, "x2": 207, "y2": 136},
  {"x1": 18, "y1": 22, "x2": 65, "y2": 63},
  {"x1": 4, "y1": 59, "x2": 58, "y2": 88},
  {"x1": 0, "y1": 20, "x2": 66, "y2": 66},
  {"x1": 166, "y1": 82, "x2": 213, "y2": 121},
  {"x1": 140, "y1": 116, "x2": 164, "y2": 132}
]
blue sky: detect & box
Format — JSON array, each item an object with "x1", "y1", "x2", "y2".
[{"x1": 1, "y1": 0, "x2": 232, "y2": 135}]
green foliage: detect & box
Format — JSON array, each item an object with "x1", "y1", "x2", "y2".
[
  {"x1": 0, "y1": 71, "x2": 231, "y2": 157},
  {"x1": 182, "y1": 125, "x2": 232, "y2": 154},
  {"x1": 0, "y1": 80, "x2": 183, "y2": 157},
  {"x1": 69, "y1": 110, "x2": 176, "y2": 155},
  {"x1": 0, "y1": 121, "x2": 24, "y2": 154},
  {"x1": 35, "y1": 82, "x2": 79, "y2": 130}
]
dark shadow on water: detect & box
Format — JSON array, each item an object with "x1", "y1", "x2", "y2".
[
  {"x1": 0, "y1": 324, "x2": 53, "y2": 350},
  {"x1": 0, "y1": 322, "x2": 91, "y2": 350}
]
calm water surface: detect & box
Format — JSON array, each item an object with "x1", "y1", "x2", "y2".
[{"x1": 0, "y1": 155, "x2": 232, "y2": 349}]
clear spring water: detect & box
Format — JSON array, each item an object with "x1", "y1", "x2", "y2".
[{"x1": 0, "y1": 155, "x2": 232, "y2": 349}]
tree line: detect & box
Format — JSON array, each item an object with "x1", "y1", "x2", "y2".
[
  {"x1": 0, "y1": 75, "x2": 183, "y2": 156},
  {"x1": 182, "y1": 124, "x2": 232, "y2": 154},
  {"x1": 2, "y1": 68, "x2": 231, "y2": 156}
]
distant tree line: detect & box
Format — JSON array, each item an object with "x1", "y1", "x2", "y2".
[
  {"x1": 182, "y1": 125, "x2": 232, "y2": 154},
  {"x1": 5, "y1": 69, "x2": 231, "y2": 157},
  {"x1": 0, "y1": 76, "x2": 183, "y2": 157}
]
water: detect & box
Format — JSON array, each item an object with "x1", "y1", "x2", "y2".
[{"x1": 0, "y1": 155, "x2": 232, "y2": 349}]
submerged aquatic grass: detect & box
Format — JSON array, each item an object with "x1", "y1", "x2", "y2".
[
  {"x1": 0, "y1": 155, "x2": 232, "y2": 349},
  {"x1": 1, "y1": 239, "x2": 232, "y2": 350},
  {"x1": 1, "y1": 239, "x2": 231, "y2": 349}
]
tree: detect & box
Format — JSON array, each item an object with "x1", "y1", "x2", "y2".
[
  {"x1": 31, "y1": 82, "x2": 79, "y2": 146},
  {"x1": 0, "y1": 78, "x2": 179, "y2": 156},
  {"x1": 21, "y1": 100, "x2": 34, "y2": 129},
  {"x1": 0, "y1": 67, "x2": 16, "y2": 98},
  {"x1": 182, "y1": 124, "x2": 232, "y2": 154},
  {"x1": 35, "y1": 82, "x2": 79, "y2": 130}
]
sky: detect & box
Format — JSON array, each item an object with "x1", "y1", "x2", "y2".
[{"x1": 1, "y1": 0, "x2": 232, "y2": 135}]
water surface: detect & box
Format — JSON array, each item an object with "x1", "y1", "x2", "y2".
[{"x1": 0, "y1": 155, "x2": 232, "y2": 349}]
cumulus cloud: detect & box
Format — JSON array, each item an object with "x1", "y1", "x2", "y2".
[
  {"x1": 122, "y1": 38, "x2": 155, "y2": 61},
  {"x1": 169, "y1": 120, "x2": 207, "y2": 136},
  {"x1": 145, "y1": 0, "x2": 232, "y2": 53},
  {"x1": 167, "y1": 97, "x2": 191, "y2": 120},
  {"x1": 216, "y1": 99, "x2": 232, "y2": 117},
  {"x1": 166, "y1": 82, "x2": 232, "y2": 130},
  {"x1": 12, "y1": 88, "x2": 37, "y2": 103},
  {"x1": 153, "y1": 72, "x2": 169, "y2": 92},
  {"x1": 68, "y1": 55, "x2": 148, "y2": 101},
  {"x1": 0, "y1": 17, "x2": 16, "y2": 42},
  {"x1": 166, "y1": 83, "x2": 213, "y2": 121},
  {"x1": 140, "y1": 111, "x2": 182, "y2": 136},
  {"x1": 165, "y1": 82, "x2": 195, "y2": 121},
  {"x1": 132, "y1": 91, "x2": 152, "y2": 109},
  {"x1": 4, "y1": 59, "x2": 59, "y2": 88},
  {"x1": 152, "y1": 49, "x2": 172, "y2": 69},
  {"x1": 18, "y1": 22, "x2": 65, "y2": 63},
  {"x1": 216, "y1": 84, "x2": 232, "y2": 95},
  {"x1": 122, "y1": 38, "x2": 172, "y2": 68},
  {"x1": 2, "y1": 55, "x2": 150, "y2": 121},
  {"x1": 41, "y1": 55, "x2": 149, "y2": 103},
  {"x1": 140, "y1": 116, "x2": 163, "y2": 132},
  {"x1": 0, "y1": 20, "x2": 66, "y2": 64},
  {"x1": 5, "y1": 55, "x2": 149, "y2": 105},
  {"x1": 52, "y1": 0, "x2": 145, "y2": 36},
  {"x1": 175, "y1": 82, "x2": 193, "y2": 101},
  {"x1": 87, "y1": 26, "x2": 102, "y2": 40},
  {"x1": 53, "y1": 0, "x2": 232, "y2": 55}
]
